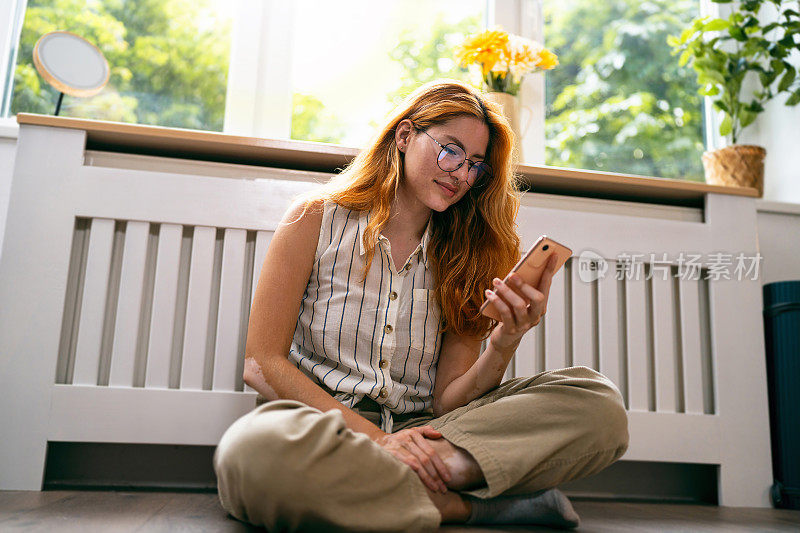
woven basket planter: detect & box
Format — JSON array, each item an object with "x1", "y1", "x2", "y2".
[{"x1": 701, "y1": 144, "x2": 766, "y2": 197}]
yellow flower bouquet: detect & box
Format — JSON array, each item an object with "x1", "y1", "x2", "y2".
[{"x1": 455, "y1": 28, "x2": 558, "y2": 96}]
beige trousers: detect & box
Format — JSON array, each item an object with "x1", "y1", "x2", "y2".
[{"x1": 213, "y1": 365, "x2": 629, "y2": 532}]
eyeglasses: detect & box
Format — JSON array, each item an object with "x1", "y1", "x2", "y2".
[{"x1": 417, "y1": 128, "x2": 492, "y2": 189}]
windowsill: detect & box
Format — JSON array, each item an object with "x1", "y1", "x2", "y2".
[
  {"x1": 14, "y1": 112, "x2": 761, "y2": 208},
  {"x1": 0, "y1": 117, "x2": 19, "y2": 139}
]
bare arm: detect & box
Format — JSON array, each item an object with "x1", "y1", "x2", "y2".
[
  {"x1": 432, "y1": 329, "x2": 520, "y2": 418},
  {"x1": 433, "y1": 261, "x2": 558, "y2": 416},
  {"x1": 245, "y1": 356, "x2": 385, "y2": 441},
  {"x1": 242, "y1": 198, "x2": 385, "y2": 442}
]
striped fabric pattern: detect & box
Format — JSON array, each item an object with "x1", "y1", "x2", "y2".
[{"x1": 288, "y1": 200, "x2": 443, "y2": 433}]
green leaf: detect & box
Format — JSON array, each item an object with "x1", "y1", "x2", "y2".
[
  {"x1": 760, "y1": 70, "x2": 777, "y2": 86},
  {"x1": 741, "y1": 0, "x2": 760, "y2": 12},
  {"x1": 713, "y1": 100, "x2": 730, "y2": 113},
  {"x1": 778, "y1": 65, "x2": 796, "y2": 92},
  {"x1": 696, "y1": 58, "x2": 724, "y2": 74},
  {"x1": 667, "y1": 35, "x2": 679, "y2": 48},
  {"x1": 730, "y1": 26, "x2": 747, "y2": 41},
  {"x1": 679, "y1": 49, "x2": 692, "y2": 67},
  {"x1": 701, "y1": 69, "x2": 725, "y2": 85},
  {"x1": 744, "y1": 101, "x2": 764, "y2": 113},
  {"x1": 719, "y1": 114, "x2": 733, "y2": 136},
  {"x1": 743, "y1": 38, "x2": 767, "y2": 57},
  {"x1": 770, "y1": 44, "x2": 788, "y2": 58},
  {"x1": 699, "y1": 84, "x2": 720, "y2": 96},
  {"x1": 740, "y1": 110, "x2": 757, "y2": 128},
  {"x1": 743, "y1": 16, "x2": 759, "y2": 29},
  {"x1": 704, "y1": 18, "x2": 730, "y2": 31},
  {"x1": 786, "y1": 89, "x2": 800, "y2": 106}
]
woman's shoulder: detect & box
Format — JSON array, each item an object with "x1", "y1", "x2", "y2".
[
  {"x1": 284, "y1": 198, "x2": 369, "y2": 236},
  {"x1": 277, "y1": 197, "x2": 327, "y2": 246},
  {"x1": 315, "y1": 198, "x2": 368, "y2": 222}
]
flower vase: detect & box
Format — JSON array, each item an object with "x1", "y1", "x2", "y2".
[{"x1": 484, "y1": 91, "x2": 528, "y2": 159}]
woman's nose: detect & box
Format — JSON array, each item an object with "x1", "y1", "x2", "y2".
[{"x1": 450, "y1": 162, "x2": 470, "y2": 185}]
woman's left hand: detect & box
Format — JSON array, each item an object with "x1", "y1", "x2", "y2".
[{"x1": 486, "y1": 254, "x2": 558, "y2": 350}]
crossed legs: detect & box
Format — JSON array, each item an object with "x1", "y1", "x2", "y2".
[
  {"x1": 399, "y1": 366, "x2": 630, "y2": 524},
  {"x1": 214, "y1": 367, "x2": 629, "y2": 531}
]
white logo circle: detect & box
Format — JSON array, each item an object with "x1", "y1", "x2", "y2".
[{"x1": 577, "y1": 249, "x2": 607, "y2": 282}]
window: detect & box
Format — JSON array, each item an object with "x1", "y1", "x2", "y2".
[
  {"x1": 2, "y1": 0, "x2": 485, "y2": 144},
  {"x1": 544, "y1": 0, "x2": 706, "y2": 180},
  {"x1": 289, "y1": 0, "x2": 485, "y2": 146},
  {"x1": 6, "y1": 0, "x2": 233, "y2": 131},
  {"x1": 1, "y1": 0, "x2": 709, "y2": 182}
]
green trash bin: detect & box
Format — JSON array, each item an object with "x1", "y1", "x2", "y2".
[{"x1": 763, "y1": 280, "x2": 800, "y2": 509}]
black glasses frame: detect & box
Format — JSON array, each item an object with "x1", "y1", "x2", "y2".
[{"x1": 415, "y1": 127, "x2": 492, "y2": 189}]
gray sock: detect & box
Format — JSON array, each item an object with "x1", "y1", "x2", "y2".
[{"x1": 464, "y1": 488, "x2": 580, "y2": 529}]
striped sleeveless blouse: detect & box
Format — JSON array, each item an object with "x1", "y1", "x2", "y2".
[{"x1": 287, "y1": 199, "x2": 443, "y2": 433}]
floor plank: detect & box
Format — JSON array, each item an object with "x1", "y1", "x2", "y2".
[{"x1": 0, "y1": 490, "x2": 798, "y2": 532}]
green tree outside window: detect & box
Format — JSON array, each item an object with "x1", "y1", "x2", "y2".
[
  {"x1": 545, "y1": 0, "x2": 705, "y2": 180},
  {"x1": 10, "y1": 0, "x2": 231, "y2": 131}
]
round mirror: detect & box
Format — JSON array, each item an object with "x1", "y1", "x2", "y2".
[{"x1": 33, "y1": 31, "x2": 109, "y2": 99}]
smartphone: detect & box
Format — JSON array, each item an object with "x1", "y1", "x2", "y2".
[{"x1": 479, "y1": 235, "x2": 572, "y2": 322}]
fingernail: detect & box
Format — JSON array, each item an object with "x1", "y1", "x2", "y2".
[
  {"x1": 485, "y1": 289, "x2": 493, "y2": 296},
  {"x1": 493, "y1": 278, "x2": 501, "y2": 286}
]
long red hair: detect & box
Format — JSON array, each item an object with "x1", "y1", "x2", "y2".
[{"x1": 291, "y1": 79, "x2": 523, "y2": 341}]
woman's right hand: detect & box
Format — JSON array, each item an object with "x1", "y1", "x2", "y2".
[{"x1": 374, "y1": 426, "x2": 452, "y2": 493}]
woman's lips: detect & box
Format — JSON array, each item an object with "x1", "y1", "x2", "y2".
[{"x1": 436, "y1": 180, "x2": 456, "y2": 196}]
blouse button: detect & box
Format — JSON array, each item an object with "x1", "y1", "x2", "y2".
[
  {"x1": 379, "y1": 387, "x2": 388, "y2": 398},
  {"x1": 389, "y1": 291, "x2": 398, "y2": 301},
  {"x1": 384, "y1": 324, "x2": 393, "y2": 333},
  {"x1": 379, "y1": 359, "x2": 388, "y2": 369}
]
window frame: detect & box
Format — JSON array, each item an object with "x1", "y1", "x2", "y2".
[
  {"x1": 493, "y1": 0, "x2": 546, "y2": 165},
  {"x1": 223, "y1": 0, "x2": 293, "y2": 139},
  {"x1": 0, "y1": 0, "x2": 27, "y2": 135}
]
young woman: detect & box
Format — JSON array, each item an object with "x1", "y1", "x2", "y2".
[{"x1": 213, "y1": 79, "x2": 629, "y2": 531}]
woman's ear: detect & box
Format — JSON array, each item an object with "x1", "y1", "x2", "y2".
[{"x1": 395, "y1": 119, "x2": 413, "y2": 153}]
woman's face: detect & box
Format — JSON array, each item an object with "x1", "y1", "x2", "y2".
[{"x1": 396, "y1": 115, "x2": 490, "y2": 211}]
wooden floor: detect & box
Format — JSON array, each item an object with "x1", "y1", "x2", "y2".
[{"x1": 1, "y1": 490, "x2": 799, "y2": 532}]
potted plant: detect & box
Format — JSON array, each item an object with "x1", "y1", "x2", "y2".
[
  {"x1": 669, "y1": 0, "x2": 800, "y2": 196},
  {"x1": 455, "y1": 27, "x2": 558, "y2": 155}
]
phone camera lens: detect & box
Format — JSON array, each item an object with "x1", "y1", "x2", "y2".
[{"x1": 543, "y1": 244, "x2": 549, "y2": 251}]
